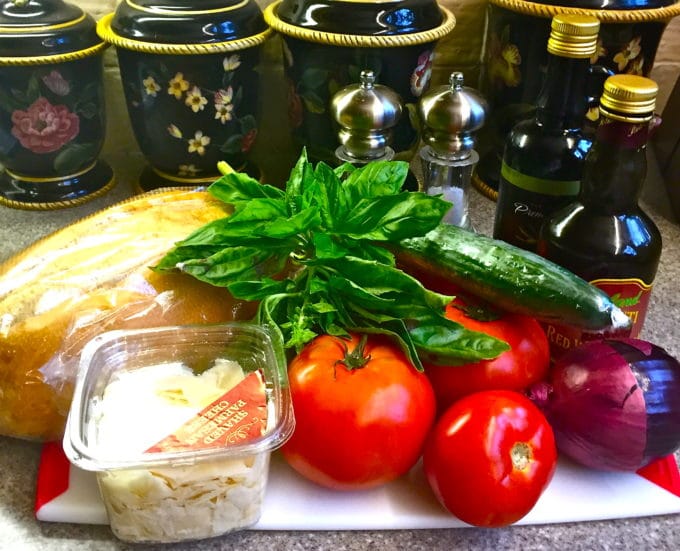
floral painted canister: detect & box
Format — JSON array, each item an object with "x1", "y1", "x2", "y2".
[
  {"x1": 264, "y1": 0, "x2": 456, "y2": 165},
  {"x1": 97, "y1": 0, "x2": 271, "y2": 191},
  {"x1": 0, "y1": 0, "x2": 113, "y2": 210},
  {"x1": 475, "y1": 0, "x2": 680, "y2": 199}
]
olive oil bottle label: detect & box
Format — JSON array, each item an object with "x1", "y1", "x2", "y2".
[
  {"x1": 543, "y1": 278, "x2": 653, "y2": 358},
  {"x1": 494, "y1": 162, "x2": 580, "y2": 251},
  {"x1": 500, "y1": 163, "x2": 581, "y2": 196}
]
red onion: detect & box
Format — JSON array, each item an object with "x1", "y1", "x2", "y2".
[{"x1": 528, "y1": 338, "x2": 680, "y2": 471}]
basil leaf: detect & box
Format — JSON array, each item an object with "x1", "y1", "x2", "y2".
[
  {"x1": 208, "y1": 171, "x2": 284, "y2": 204},
  {"x1": 172, "y1": 201, "x2": 289, "y2": 249},
  {"x1": 228, "y1": 278, "x2": 292, "y2": 300},
  {"x1": 153, "y1": 244, "x2": 226, "y2": 271},
  {"x1": 325, "y1": 256, "x2": 451, "y2": 311},
  {"x1": 343, "y1": 241, "x2": 395, "y2": 265},
  {"x1": 409, "y1": 315, "x2": 511, "y2": 363},
  {"x1": 285, "y1": 148, "x2": 313, "y2": 214},
  {"x1": 342, "y1": 160, "x2": 409, "y2": 203},
  {"x1": 313, "y1": 232, "x2": 349, "y2": 260},
  {"x1": 314, "y1": 161, "x2": 350, "y2": 227},
  {"x1": 178, "y1": 246, "x2": 288, "y2": 286},
  {"x1": 257, "y1": 206, "x2": 321, "y2": 239},
  {"x1": 340, "y1": 193, "x2": 450, "y2": 241},
  {"x1": 325, "y1": 274, "x2": 397, "y2": 310},
  {"x1": 354, "y1": 319, "x2": 424, "y2": 371},
  {"x1": 227, "y1": 198, "x2": 288, "y2": 224}
]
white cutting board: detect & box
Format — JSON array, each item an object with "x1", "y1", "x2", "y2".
[{"x1": 35, "y1": 442, "x2": 680, "y2": 529}]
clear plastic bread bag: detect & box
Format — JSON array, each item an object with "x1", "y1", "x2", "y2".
[{"x1": 0, "y1": 189, "x2": 255, "y2": 441}]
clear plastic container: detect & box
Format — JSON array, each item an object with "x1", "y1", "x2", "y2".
[{"x1": 63, "y1": 323, "x2": 295, "y2": 544}]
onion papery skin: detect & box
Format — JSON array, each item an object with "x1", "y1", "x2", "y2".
[{"x1": 530, "y1": 338, "x2": 680, "y2": 471}]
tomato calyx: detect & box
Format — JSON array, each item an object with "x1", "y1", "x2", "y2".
[
  {"x1": 335, "y1": 334, "x2": 372, "y2": 372},
  {"x1": 510, "y1": 442, "x2": 532, "y2": 471}
]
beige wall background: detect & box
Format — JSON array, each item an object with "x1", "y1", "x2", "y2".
[{"x1": 81, "y1": 1, "x2": 680, "y2": 186}]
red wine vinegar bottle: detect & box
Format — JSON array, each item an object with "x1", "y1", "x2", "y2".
[{"x1": 538, "y1": 74, "x2": 662, "y2": 356}]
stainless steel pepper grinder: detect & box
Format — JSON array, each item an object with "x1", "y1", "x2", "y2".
[
  {"x1": 418, "y1": 72, "x2": 488, "y2": 230},
  {"x1": 330, "y1": 69, "x2": 402, "y2": 164}
]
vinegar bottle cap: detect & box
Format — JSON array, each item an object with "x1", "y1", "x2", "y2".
[{"x1": 599, "y1": 74, "x2": 658, "y2": 122}]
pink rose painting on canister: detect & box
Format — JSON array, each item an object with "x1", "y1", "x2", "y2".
[{"x1": 11, "y1": 96, "x2": 80, "y2": 154}]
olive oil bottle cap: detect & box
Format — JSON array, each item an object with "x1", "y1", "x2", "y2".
[
  {"x1": 547, "y1": 14, "x2": 600, "y2": 59},
  {"x1": 599, "y1": 74, "x2": 658, "y2": 122}
]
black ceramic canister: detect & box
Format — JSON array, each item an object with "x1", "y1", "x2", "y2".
[
  {"x1": 0, "y1": 0, "x2": 114, "y2": 210},
  {"x1": 97, "y1": 0, "x2": 271, "y2": 192},
  {"x1": 474, "y1": 0, "x2": 680, "y2": 199},
  {"x1": 264, "y1": 0, "x2": 456, "y2": 165}
]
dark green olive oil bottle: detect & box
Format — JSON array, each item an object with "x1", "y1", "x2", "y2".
[{"x1": 493, "y1": 14, "x2": 600, "y2": 252}]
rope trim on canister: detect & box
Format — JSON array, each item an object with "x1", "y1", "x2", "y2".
[
  {"x1": 0, "y1": 41, "x2": 108, "y2": 66},
  {"x1": 489, "y1": 0, "x2": 680, "y2": 22},
  {"x1": 96, "y1": 13, "x2": 272, "y2": 54}
]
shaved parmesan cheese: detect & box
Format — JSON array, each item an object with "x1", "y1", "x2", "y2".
[{"x1": 91, "y1": 359, "x2": 268, "y2": 543}]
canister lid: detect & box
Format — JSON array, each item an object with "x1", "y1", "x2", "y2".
[
  {"x1": 0, "y1": 0, "x2": 105, "y2": 62},
  {"x1": 599, "y1": 74, "x2": 657, "y2": 121},
  {"x1": 97, "y1": 0, "x2": 270, "y2": 54},
  {"x1": 265, "y1": 0, "x2": 456, "y2": 47},
  {"x1": 547, "y1": 14, "x2": 600, "y2": 59}
]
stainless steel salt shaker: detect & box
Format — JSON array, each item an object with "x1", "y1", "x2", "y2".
[{"x1": 418, "y1": 72, "x2": 488, "y2": 229}]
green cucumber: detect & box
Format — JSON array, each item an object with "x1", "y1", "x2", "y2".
[{"x1": 396, "y1": 224, "x2": 631, "y2": 332}]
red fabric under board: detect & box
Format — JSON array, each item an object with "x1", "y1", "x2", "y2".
[
  {"x1": 34, "y1": 441, "x2": 71, "y2": 516},
  {"x1": 637, "y1": 455, "x2": 680, "y2": 498}
]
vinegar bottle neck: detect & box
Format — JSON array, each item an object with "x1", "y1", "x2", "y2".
[{"x1": 579, "y1": 117, "x2": 650, "y2": 210}]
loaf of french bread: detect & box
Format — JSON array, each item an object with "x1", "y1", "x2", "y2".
[{"x1": 0, "y1": 188, "x2": 255, "y2": 441}]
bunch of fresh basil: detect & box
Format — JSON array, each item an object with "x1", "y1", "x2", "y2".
[{"x1": 155, "y1": 150, "x2": 508, "y2": 370}]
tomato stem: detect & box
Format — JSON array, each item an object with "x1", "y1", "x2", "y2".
[
  {"x1": 336, "y1": 334, "x2": 371, "y2": 371},
  {"x1": 510, "y1": 442, "x2": 532, "y2": 471}
]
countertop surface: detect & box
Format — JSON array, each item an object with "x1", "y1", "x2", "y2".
[{"x1": 1, "y1": 149, "x2": 679, "y2": 550}]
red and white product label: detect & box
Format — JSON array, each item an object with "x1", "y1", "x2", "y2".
[
  {"x1": 543, "y1": 278, "x2": 653, "y2": 358},
  {"x1": 145, "y1": 371, "x2": 267, "y2": 454},
  {"x1": 592, "y1": 278, "x2": 653, "y2": 338}
]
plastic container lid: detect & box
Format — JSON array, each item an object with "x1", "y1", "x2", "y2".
[
  {"x1": 97, "y1": 0, "x2": 271, "y2": 54},
  {"x1": 63, "y1": 323, "x2": 295, "y2": 471},
  {"x1": 0, "y1": 0, "x2": 105, "y2": 62}
]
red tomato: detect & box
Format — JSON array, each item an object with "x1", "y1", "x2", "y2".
[
  {"x1": 423, "y1": 390, "x2": 557, "y2": 527},
  {"x1": 423, "y1": 296, "x2": 550, "y2": 411},
  {"x1": 281, "y1": 333, "x2": 436, "y2": 490}
]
